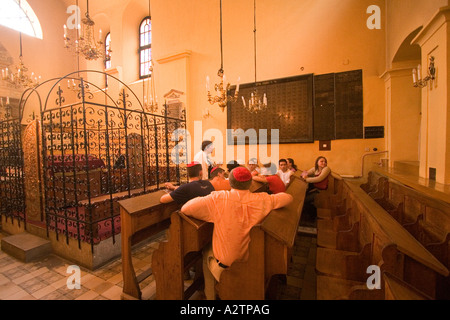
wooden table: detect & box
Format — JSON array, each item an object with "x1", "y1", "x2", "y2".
[{"x1": 119, "y1": 190, "x2": 180, "y2": 300}]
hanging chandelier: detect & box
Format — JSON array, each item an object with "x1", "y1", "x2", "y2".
[
  {"x1": 242, "y1": 0, "x2": 267, "y2": 113},
  {"x1": 206, "y1": 0, "x2": 240, "y2": 112},
  {"x1": 144, "y1": 61, "x2": 158, "y2": 113},
  {"x1": 64, "y1": 0, "x2": 109, "y2": 61},
  {"x1": 1, "y1": 33, "x2": 40, "y2": 89}
]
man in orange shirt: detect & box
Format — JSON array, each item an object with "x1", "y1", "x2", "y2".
[
  {"x1": 209, "y1": 166, "x2": 231, "y2": 191},
  {"x1": 181, "y1": 167, "x2": 293, "y2": 300}
]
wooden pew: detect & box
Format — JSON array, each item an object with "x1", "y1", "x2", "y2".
[
  {"x1": 152, "y1": 211, "x2": 213, "y2": 300},
  {"x1": 383, "y1": 272, "x2": 432, "y2": 300},
  {"x1": 152, "y1": 174, "x2": 307, "y2": 300},
  {"x1": 216, "y1": 175, "x2": 307, "y2": 300},
  {"x1": 316, "y1": 180, "x2": 449, "y2": 300},
  {"x1": 118, "y1": 190, "x2": 180, "y2": 300},
  {"x1": 362, "y1": 171, "x2": 450, "y2": 298},
  {"x1": 313, "y1": 171, "x2": 344, "y2": 210}
]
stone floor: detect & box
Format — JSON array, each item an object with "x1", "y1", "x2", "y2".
[{"x1": 0, "y1": 227, "x2": 317, "y2": 300}]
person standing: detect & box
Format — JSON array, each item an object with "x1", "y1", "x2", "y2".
[
  {"x1": 181, "y1": 167, "x2": 293, "y2": 300},
  {"x1": 194, "y1": 140, "x2": 215, "y2": 180}
]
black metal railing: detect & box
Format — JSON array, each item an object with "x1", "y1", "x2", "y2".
[
  {"x1": 0, "y1": 118, "x2": 26, "y2": 226},
  {"x1": 38, "y1": 74, "x2": 188, "y2": 251}
]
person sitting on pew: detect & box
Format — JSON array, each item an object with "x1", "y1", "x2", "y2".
[
  {"x1": 246, "y1": 157, "x2": 261, "y2": 176},
  {"x1": 224, "y1": 160, "x2": 241, "y2": 179},
  {"x1": 181, "y1": 167, "x2": 293, "y2": 300},
  {"x1": 277, "y1": 158, "x2": 294, "y2": 187},
  {"x1": 159, "y1": 162, "x2": 214, "y2": 205},
  {"x1": 252, "y1": 162, "x2": 286, "y2": 194},
  {"x1": 209, "y1": 166, "x2": 231, "y2": 191},
  {"x1": 287, "y1": 158, "x2": 298, "y2": 172},
  {"x1": 300, "y1": 156, "x2": 331, "y2": 223},
  {"x1": 301, "y1": 156, "x2": 331, "y2": 191}
]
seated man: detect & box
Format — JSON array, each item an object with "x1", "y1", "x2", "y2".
[
  {"x1": 181, "y1": 167, "x2": 293, "y2": 300},
  {"x1": 159, "y1": 162, "x2": 214, "y2": 205},
  {"x1": 277, "y1": 158, "x2": 294, "y2": 187},
  {"x1": 252, "y1": 162, "x2": 286, "y2": 194},
  {"x1": 246, "y1": 158, "x2": 261, "y2": 176},
  {"x1": 209, "y1": 167, "x2": 231, "y2": 191}
]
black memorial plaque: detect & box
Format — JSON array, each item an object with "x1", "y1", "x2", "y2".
[
  {"x1": 227, "y1": 74, "x2": 313, "y2": 145},
  {"x1": 314, "y1": 73, "x2": 336, "y2": 141},
  {"x1": 335, "y1": 70, "x2": 363, "y2": 139}
]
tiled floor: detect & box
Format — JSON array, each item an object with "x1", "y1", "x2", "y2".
[{"x1": 0, "y1": 228, "x2": 317, "y2": 300}]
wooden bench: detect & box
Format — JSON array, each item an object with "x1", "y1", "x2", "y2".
[
  {"x1": 316, "y1": 180, "x2": 449, "y2": 300},
  {"x1": 118, "y1": 190, "x2": 181, "y2": 300},
  {"x1": 313, "y1": 171, "x2": 344, "y2": 210},
  {"x1": 216, "y1": 174, "x2": 307, "y2": 300},
  {"x1": 152, "y1": 174, "x2": 307, "y2": 300},
  {"x1": 362, "y1": 170, "x2": 450, "y2": 298},
  {"x1": 383, "y1": 272, "x2": 432, "y2": 300},
  {"x1": 152, "y1": 211, "x2": 213, "y2": 300}
]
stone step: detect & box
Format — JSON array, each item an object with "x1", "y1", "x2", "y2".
[{"x1": 1, "y1": 232, "x2": 52, "y2": 262}]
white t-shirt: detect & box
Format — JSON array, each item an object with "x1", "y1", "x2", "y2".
[
  {"x1": 194, "y1": 150, "x2": 213, "y2": 180},
  {"x1": 277, "y1": 169, "x2": 293, "y2": 186}
]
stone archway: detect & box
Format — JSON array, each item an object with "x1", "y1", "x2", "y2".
[{"x1": 383, "y1": 27, "x2": 422, "y2": 174}]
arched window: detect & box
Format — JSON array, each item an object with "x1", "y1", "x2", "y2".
[
  {"x1": 139, "y1": 16, "x2": 152, "y2": 79},
  {"x1": 0, "y1": 0, "x2": 43, "y2": 39},
  {"x1": 105, "y1": 32, "x2": 111, "y2": 69}
]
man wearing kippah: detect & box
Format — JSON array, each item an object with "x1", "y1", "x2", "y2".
[
  {"x1": 209, "y1": 166, "x2": 231, "y2": 191},
  {"x1": 160, "y1": 162, "x2": 214, "y2": 205},
  {"x1": 181, "y1": 167, "x2": 293, "y2": 300}
]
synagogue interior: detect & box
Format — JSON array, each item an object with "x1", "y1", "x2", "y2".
[{"x1": 0, "y1": 0, "x2": 450, "y2": 302}]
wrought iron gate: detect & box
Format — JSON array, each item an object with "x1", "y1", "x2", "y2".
[
  {"x1": 39, "y1": 72, "x2": 188, "y2": 249},
  {"x1": 0, "y1": 117, "x2": 26, "y2": 226}
]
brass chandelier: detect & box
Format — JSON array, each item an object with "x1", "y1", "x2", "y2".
[
  {"x1": 242, "y1": 0, "x2": 267, "y2": 113},
  {"x1": 64, "y1": 0, "x2": 109, "y2": 61},
  {"x1": 1, "y1": 33, "x2": 40, "y2": 89},
  {"x1": 206, "y1": 0, "x2": 240, "y2": 112}
]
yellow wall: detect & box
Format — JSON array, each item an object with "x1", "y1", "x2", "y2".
[
  {"x1": 2, "y1": 0, "x2": 450, "y2": 182},
  {"x1": 148, "y1": 0, "x2": 387, "y2": 176}
]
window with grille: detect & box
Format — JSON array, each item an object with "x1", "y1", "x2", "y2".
[{"x1": 139, "y1": 16, "x2": 152, "y2": 79}]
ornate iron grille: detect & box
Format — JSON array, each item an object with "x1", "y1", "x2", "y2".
[
  {"x1": 40, "y1": 74, "x2": 188, "y2": 250},
  {"x1": 0, "y1": 118, "x2": 26, "y2": 226}
]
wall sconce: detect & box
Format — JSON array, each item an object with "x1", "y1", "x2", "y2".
[
  {"x1": 202, "y1": 108, "x2": 211, "y2": 119},
  {"x1": 412, "y1": 56, "x2": 435, "y2": 88}
]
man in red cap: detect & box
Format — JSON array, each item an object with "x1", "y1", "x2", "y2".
[
  {"x1": 181, "y1": 166, "x2": 293, "y2": 300},
  {"x1": 209, "y1": 166, "x2": 231, "y2": 191},
  {"x1": 159, "y1": 162, "x2": 214, "y2": 205}
]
